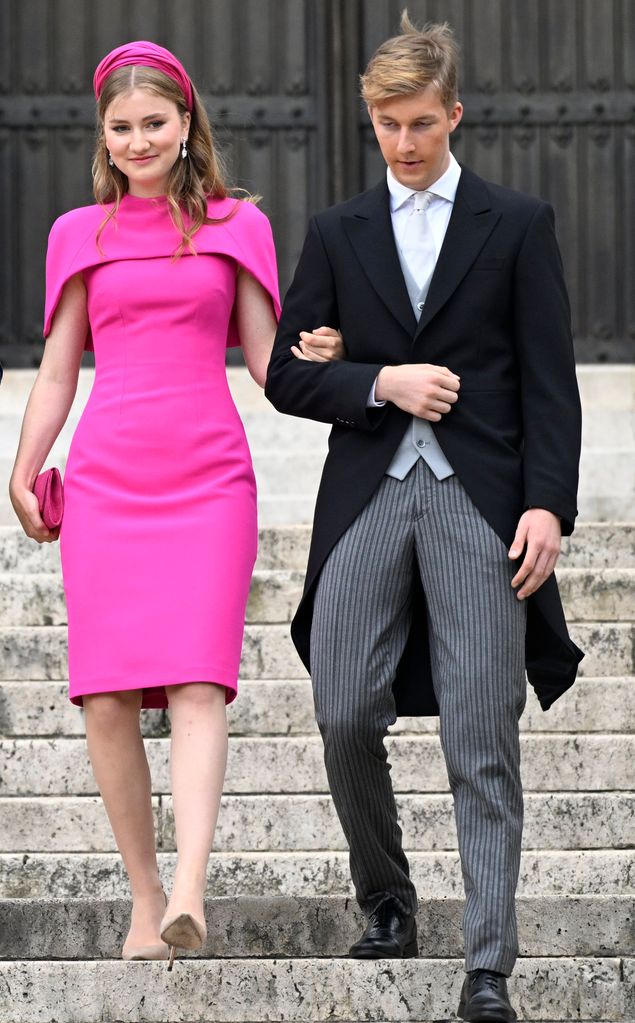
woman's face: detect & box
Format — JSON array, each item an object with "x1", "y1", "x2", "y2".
[{"x1": 104, "y1": 88, "x2": 190, "y2": 197}]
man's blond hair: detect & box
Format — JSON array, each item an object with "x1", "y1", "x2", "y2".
[{"x1": 360, "y1": 10, "x2": 459, "y2": 110}]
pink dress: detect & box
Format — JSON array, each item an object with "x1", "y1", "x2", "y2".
[{"x1": 44, "y1": 194, "x2": 280, "y2": 708}]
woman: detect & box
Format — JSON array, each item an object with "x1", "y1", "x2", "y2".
[{"x1": 9, "y1": 41, "x2": 342, "y2": 967}]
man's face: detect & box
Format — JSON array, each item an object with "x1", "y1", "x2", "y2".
[{"x1": 369, "y1": 87, "x2": 463, "y2": 191}]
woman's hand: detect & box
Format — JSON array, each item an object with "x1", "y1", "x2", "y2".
[
  {"x1": 9, "y1": 483, "x2": 60, "y2": 544},
  {"x1": 291, "y1": 326, "x2": 346, "y2": 362}
]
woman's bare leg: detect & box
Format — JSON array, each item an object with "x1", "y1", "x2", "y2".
[
  {"x1": 83, "y1": 690, "x2": 166, "y2": 952},
  {"x1": 164, "y1": 683, "x2": 228, "y2": 924}
]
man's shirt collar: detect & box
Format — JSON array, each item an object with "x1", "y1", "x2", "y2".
[{"x1": 387, "y1": 152, "x2": 462, "y2": 212}]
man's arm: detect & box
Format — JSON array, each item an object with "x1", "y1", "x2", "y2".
[
  {"x1": 265, "y1": 217, "x2": 387, "y2": 431},
  {"x1": 266, "y1": 217, "x2": 461, "y2": 429},
  {"x1": 514, "y1": 202, "x2": 582, "y2": 534},
  {"x1": 508, "y1": 201, "x2": 582, "y2": 598}
]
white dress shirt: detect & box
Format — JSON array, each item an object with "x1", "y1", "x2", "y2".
[{"x1": 387, "y1": 152, "x2": 461, "y2": 271}]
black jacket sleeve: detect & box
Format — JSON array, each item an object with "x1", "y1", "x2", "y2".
[
  {"x1": 265, "y1": 216, "x2": 388, "y2": 432},
  {"x1": 514, "y1": 202, "x2": 582, "y2": 535}
]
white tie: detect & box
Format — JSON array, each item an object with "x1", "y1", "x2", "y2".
[{"x1": 400, "y1": 191, "x2": 436, "y2": 304}]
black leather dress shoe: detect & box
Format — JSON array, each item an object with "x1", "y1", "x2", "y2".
[
  {"x1": 458, "y1": 970, "x2": 517, "y2": 1021},
  {"x1": 348, "y1": 895, "x2": 418, "y2": 958}
]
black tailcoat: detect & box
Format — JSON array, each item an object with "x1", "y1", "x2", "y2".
[{"x1": 266, "y1": 166, "x2": 584, "y2": 714}]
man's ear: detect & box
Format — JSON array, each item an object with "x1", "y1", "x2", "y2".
[{"x1": 448, "y1": 102, "x2": 463, "y2": 133}]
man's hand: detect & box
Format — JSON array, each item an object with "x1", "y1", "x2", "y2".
[
  {"x1": 291, "y1": 326, "x2": 346, "y2": 362},
  {"x1": 375, "y1": 364, "x2": 460, "y2": 420},
  {"x1": 509, "y1": 508, "x2": 561, "y2": 599}
]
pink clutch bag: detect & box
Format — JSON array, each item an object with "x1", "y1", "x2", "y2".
[{"x1": 33, "y1": 468, "x2": 64, "y2": 529}]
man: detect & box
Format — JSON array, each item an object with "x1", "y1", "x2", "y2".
[{"x1": 266, "y1": 14, "x2": 582, "y2": 1022}]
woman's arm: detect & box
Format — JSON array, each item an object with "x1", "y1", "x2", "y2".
[
  {"x1": 234, "y1": 267, "x2": 345, "y2": 387},
  {"x1": 233, "y1": 268, "x2": 279, "y2": 389},
  {"x1": 9, "y1": 272, "x2": 88, "y2": 543}
]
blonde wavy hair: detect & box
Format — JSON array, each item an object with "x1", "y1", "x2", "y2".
[
  {"x1": 360, "y1": 9, "x2": 459, "y2": 111},
  {"x1": 93, "y1": 65, "x2": 239, "y2": 254}
]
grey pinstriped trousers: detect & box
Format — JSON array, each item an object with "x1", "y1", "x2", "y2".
[{"x1": 310, "y1": 459, "x2": 527, "y2": 975}]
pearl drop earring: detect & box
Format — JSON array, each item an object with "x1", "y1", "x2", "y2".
[
  {"x1": 108, "y1": 151, "x2": 114, "y2": 167},
  {"x1": 181, "y1": 138, "x2": 188, "y2": 159}
]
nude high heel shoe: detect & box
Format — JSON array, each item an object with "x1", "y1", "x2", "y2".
[
  {"x1": 122, "y1": 940, "x2": 170, "y2": 961},
  {"x1": 160, "y1": 910, "x2": 207, "y2": 971},
  {"x1": 122, "y1": 889, "x2": 170, "y2": 962}
]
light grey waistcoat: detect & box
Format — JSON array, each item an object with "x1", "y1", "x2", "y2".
[{"x1": 384, "y1": 249, "x2": 455, "y2": 481}]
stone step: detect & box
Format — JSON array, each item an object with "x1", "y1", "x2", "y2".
[
  {"x1": 3, "y1": 366, "x2": 633, "y2": 424},
  {"x1": 0, "y1": 957, "x2": 631, "y2": 1023},
  {"x1": 1, "y1": 791, "x2": 631, "y2": 855},
  {"x1": 0, "y1": 459, "x2": 326, "y2": 514},
  {"x1": 2, "y1": 895, "x2": 633, "y2": 960},
  {"x1": 4, "y1": 405, "x2": 633, "y2": 454},
  {"x1": 0, "y1": 622, "x2": 632, "y2": 681},
  {"x1": 0, "y1": 570, "x2": 306, "y2": 628},
  {"x1": 576, "y1": 363, "x2": 635, "y2": 405},
  {"x1": 233, "y1": 677, "x2": 632, "y2": 734},
  {"x1": 577, "y1": 494, "x2": 635, "y2": 522},
  {"x1": 4, "y1": 417, "x2": 634, "y2": 471},
  {"x1": 0, "y1": 570, "x2": 305, "y2": 628},
  {"x1": 580, "y1": 409, "x2": 635, "y2": 447},
  {"x1": 0, "y1": 524, "x2": 316, "y2": 573},
  {"x1": 578, "y1": 449, "x2": 635, "y2": 499},
  {"x1": 2, "y1": 848, "x2": 632, "y2": 899},
  {"x1": 11, "y1": 488, "x2": 633, "y2": 527},
  {"x1": 1, "y1": 678, "x2": 632, "y2": 739},
  {"x1": 556, "y1": 569, "x2": 635, "y2": 620},
  {"x1": 0, "y1": 526, "x2": 63, "y2": 573},
  {"x1": 2, "y1": 447, "x2": 632, "y2": 501},
  {"x1": 5, "y1": 362, "x2": 632, "y2": 404},
  {"x1": 255, "y1": 494, "x2": 319, "y2": 525},
  {"x1": 0, "y1": 675, "x2": 631, "y2": 738},
  {"x1": 0, "y1": 493, "x2": 324, "y2": 530},
  {"x1": 251, "y1": 448, "x2": 634, "y2": 503},
  {"x1": 0, "y1": 450, "x2": 330, "y2": 496},
  {"x1": 0, "y1": 623, "x2": 306, "y2": 680},
  {"x1": 0, "y1": 493, "x2": 325, "y2": 526},
  {"x1": 1, "y1": 369, "x2": 96, "y2": 414},
  {"x1": 2, "y1": 568, "x2": 633, "y2": 629},
  {"x1": 1, "y1": 522, "x2": 633, "y2": 574},
  {"x1": 164, "y1": 789, "x2": 633, "y2": 850},
  {"x1": 4, "y1": 364, "x2": 632, "y2": 415},
  {"x1": 0, "y1": 411, "x2": 331, "y2": 458},
  {"x1": 1, "y1": 367, "x2": 271, "y2": 415},
  {"x1": 0, "y1": 735, "x2": 631, "y2": 797},
  {"x1": 0, "y1": 412, "x2": 75, "y2": 451}
]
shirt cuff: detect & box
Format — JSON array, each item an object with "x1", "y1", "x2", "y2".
[{"x1": 367, "y1": 377, "x2": 387, "y2": 408}]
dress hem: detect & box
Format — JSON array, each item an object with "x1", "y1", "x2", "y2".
[{"x1": 69, "y1": 671, "x2": 238, "y2": 710}]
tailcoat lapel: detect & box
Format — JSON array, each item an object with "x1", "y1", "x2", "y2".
[
  {"x1": 341, "y1": 169, "x2": 502, "y2": 341},
  {"x1": 341, "y1": 181, "x2": 417, "y2": 337},
  {"x1": 414, "y1": 168, "x2": 501, "y2": 339}
]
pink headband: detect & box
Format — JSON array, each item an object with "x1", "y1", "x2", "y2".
[{"x1": 93, "y1": 40, "x2": 194, "y2": 111}]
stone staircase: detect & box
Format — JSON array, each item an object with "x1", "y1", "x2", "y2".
[
  {"x1": 0, "y1": 365, "x2": 634, "y2": 1021},
  {"x1": 0, "y1": 519, "x2": 633, "y2": 1021}
]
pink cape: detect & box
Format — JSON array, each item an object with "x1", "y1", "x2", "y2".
[{"x1": 44, "y1": 195, "x2": 281, "y2": 348}]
